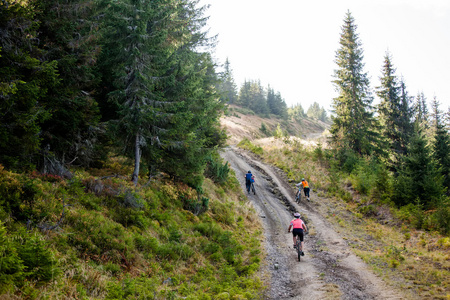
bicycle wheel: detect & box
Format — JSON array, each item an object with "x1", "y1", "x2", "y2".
[
  {"x1": 297, "y1": 240, "x2": 301, "y2": 261},
  {"x1": 251, "y1": 183, "x2": 256, "y2": 195}
]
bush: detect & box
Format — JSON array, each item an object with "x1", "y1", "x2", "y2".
[
  {"x1": 259, "y1": 123, "x2": 270, "y2": 136},
  {"x1": 0, "y1": 222, "x2": 25, "y2": 293},
  {"x1": 182, "y1": 195, "x2": 209, "y2": 216},
  {"x1": 237, "y1": 138, "x2": 263, "y2": 156},
  {"x1": 204, "y1": 154, "x2": 230, "y2": 185}
]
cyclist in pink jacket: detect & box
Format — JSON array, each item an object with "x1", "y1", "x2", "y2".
[{"x1": 288, "y1": 212, "x2": 308, "y2": 256}]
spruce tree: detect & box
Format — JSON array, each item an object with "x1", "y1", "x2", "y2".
[
  {"x1": 397, "y1": 79, "x2": 415, "y2": 155},
  {"x1": 99, "y1": 0, "x2": 222, "y2": 185},
  {"x1": 237, "y1": 80, "x2": 251, "y2": 108},
  {"x1": 288, "y1": 104, "x2": 306, "y2": 122},
  {"x1": 431, "y1": 97, "x2": 450, "y2": 194},
  {"x1": 248, "y1": 80, "x2": 268, "y2": 115},
  {"x1": 414, "y1": 92, "x2": 429, "y2": 129},
  {"x1": 0, "y1": 1, "x2": 58, "y2": 169},
  {"x1": 267, "y1": 86, "x2": 288, "y2": 117},
  {"x1": 217, "y1": 58, "x2": 238, "y2": 104},
  {"x1": 393, "y1": 129, "x2": 444, "y2": 208},
  {"x1": 330, "y1": 11, "x2": 380, "y2": 156},
  {"x1": 307, "y1": 102, "x2": 328, "y2": 122},
  {"x1": 34, "y1": 0, "x2": 102, "y2": 168},
  {"x1": 375, "y1": 53, "x2": 411, "y2": 172}
]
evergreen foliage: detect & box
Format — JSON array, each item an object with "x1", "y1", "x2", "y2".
[
  {"x1": 267, "y1": 86, "x2": 288, "y2": 118},
  {"x1": 0, "y1": 1, "x2": 56, "y2": 169},
  {"x1": 330, "y1": 11, "x2": 381, "y2": 156},
  {"x1": 236, "y1": 80, "x2": 288, "y2": 117},
  {"x1": 288, "y1": 104, "x2": 306, "y2": 122},
  {"x1": 393, "y1": 129, "x2": 444, "y2": 208},
  {"x1": 34, "y1": 0, "x2": 102, "y2": 168},
  {"x1": 97, "y1": 0, "x2": 225, "y2": 186},
  {"x1": 431, "y1": 97, "x2": 450, "y2": 194},
  {"x1": 217, "y1": 58, "x2": 238, "y2": 104},
  {"x1": 307, "y1": 102, "x2": 328, "y2": 122},
  {"x1": 376, "y1": 53, "x2": 413, "y2": 172}
]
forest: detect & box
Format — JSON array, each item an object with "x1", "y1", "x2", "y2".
[{"x1": 1, "y1": 0, "x2": 449, "y2": 298}]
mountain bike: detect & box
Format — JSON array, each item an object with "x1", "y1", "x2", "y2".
[
  {"x1": 250, "y1": 181, "x2": 256, "y2": 195},
  {"x1": 295, "y1": 188, "x2": 302, "y2": 203},
  {"x1": 294, "y1": 235, "x2": 302, "y2": 261}
]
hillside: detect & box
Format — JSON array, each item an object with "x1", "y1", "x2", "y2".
[
  {"x1": 0, "y1": 158, "x2": 265, "y2": 299},
  {"x1": 221, "y1": 105, "x2": 330, "y2": 146}
]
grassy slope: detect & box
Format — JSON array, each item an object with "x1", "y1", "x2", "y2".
[
  {"x1": 0, "y1": 157, "x2": 265, "y2": 299},
  {"x1": 243, "y1": 137, "x2": 450, "y2": 300}
]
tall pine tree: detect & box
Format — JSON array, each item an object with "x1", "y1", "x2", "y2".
[
  {"x1": 34, "y1": 0, "x2": 102, "y2": 169},
  {"x1": 0, "y1": 1, "x2": 58, "y2": 169},
  {"x1": 217, "y1": 58, "x2": 238, "y2": 104},
  {"x1": 98, "y1": 0, "x2": 223, "y2": 186},
  {"x1": 431, "y1": 97, "x2": 450, "y2": 194},
  {"x1": 376, "y1": 52, "x2": 411, "y2": 172},
  {"x1": 330, "y1": 11, "x2": 380, "y2": 156}
]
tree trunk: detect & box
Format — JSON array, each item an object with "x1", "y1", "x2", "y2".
[{"x1": 131, "y1": 132, "x2": 141, "y2": 185}]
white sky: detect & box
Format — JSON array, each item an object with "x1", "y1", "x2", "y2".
[{"x1": 199, "y1": 0, "x2": 450, "y2": 113}]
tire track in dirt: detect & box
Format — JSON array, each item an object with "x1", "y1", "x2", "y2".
[{"x1": 221, "y1": 146, "x2": 405, "y2": 300}]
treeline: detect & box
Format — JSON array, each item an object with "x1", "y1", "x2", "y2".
[
  {"x1": 0, "y1": 0, "x2": 228, "y2": 188},
  {"x1": 217, "y1": 59, "x2": 329, "y2": 122},
  {"x1": 329, "y1": 11, "x2": 449, "y2": 233}
]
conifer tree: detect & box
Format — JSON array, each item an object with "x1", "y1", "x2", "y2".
[
  {"x1": 237, "y1": 80, "x2": 251, "y2": 108},
  {"x1": 288, "y1": 104, "x2": 306, "y2": 122},
  {"x1": 267, "y1": 86, "x2": 288, "y2": 117},
  {"x1": 0, "y1": 1, "x2": 58, "y2": 169},
  {"x1": 99, "y1": 0, "x2": 222, "y2": 185},
  {"x1": 393, "y1": 129, "x2": 443, "y2": 208},
  {"x1": 34, "y1": 0, "x2": 102, "y2": 168},
  {"x1": 237, "y1": 80, "x2": 268, "y2": 114},
  {"x1": 431, "y1": 97, "x2": 450, "y2": 194},
  {"x1": 375, "y1": 53, "x2": 412, "y2": 172},
  {"x1": 330, "y1": 11, "x2": 380, "y2": 156},
  {"x1": 248, "y1": 80, "x2": 268, "y2": 114},
  {"x1": 397, "y1": 79, "x2": 415, "y2": 155},
  {"x1": 414, "y1": 92, "x2": 429, "y2": 129},
  {"x1": 217, "y1": 58, "x2": 238, "y2": 104},
  {"x1": 307, "y1": 102, "x2": 328, "y2": 122}
]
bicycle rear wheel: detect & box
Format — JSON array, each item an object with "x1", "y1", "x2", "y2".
[
  {"x1": 297, "y1": 240, "x2": 301, "y2": 261},
  {"x1": 251, "y1": 183, "x2": 256, "y2": 195}
]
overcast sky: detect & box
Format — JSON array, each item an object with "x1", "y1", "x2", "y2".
[{"x1": 199, "y1": 0, "x2": 450, "y2": 113}]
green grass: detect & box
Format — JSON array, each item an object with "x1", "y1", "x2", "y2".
[{"x1": 0, "y1": 159, "x2": 265, "y2": 299}]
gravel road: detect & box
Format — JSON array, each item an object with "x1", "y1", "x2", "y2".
[{"x1": 221, "y1": 146, "x2": 405, "y2": 300}]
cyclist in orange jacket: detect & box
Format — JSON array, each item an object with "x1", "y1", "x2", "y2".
[{"x1": 296, "y1": 178, "x2": 310, "y2": 201}]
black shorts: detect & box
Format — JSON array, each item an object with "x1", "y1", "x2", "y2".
[{"x1": 292, "y1": 228, "x2": 304, "y2": 241}]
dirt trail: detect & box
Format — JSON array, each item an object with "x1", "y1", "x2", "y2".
[{"x1": 221, "y1": 146, "x2": 405, "y2": 300}]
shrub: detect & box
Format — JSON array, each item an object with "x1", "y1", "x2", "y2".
[
  {"x1": 237, "y1": 138, "x2": 263, "y2": 156},
  {"x1": 182, "y1": 194, "x2": 209, "y2": 216},
  {"x1": 204, "y1": 154, "x2": 230, "y2": 184},
  {"x1": 0, "y1": 222, "x2": 25, "y2": 293},
  {"x1": 259, "y1": 123, "x2": 270, "y2": 136},
  {"x1": 16, "y1": 231, "x2": 58, "y2": 282}
]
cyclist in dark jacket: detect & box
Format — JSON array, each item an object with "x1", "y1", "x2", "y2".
[{"x1": 245, "y1": 170, "x2": 253, "y2": 193}]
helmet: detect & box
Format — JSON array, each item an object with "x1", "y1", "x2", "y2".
[
  {"x1": 302, "y1": 178, "x2": 305, "y2": 181},
  {"x1": 248, "y1": 170, "x2": 251, "y2": 173},
  {"x1": 294, "y1": 212, "x2": 301, "y2": 218}
]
